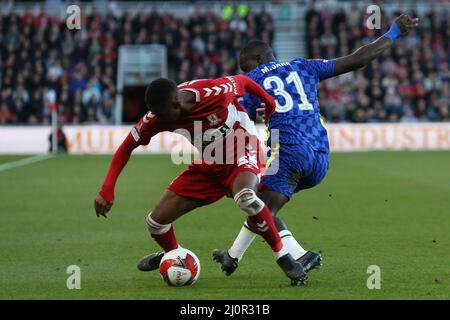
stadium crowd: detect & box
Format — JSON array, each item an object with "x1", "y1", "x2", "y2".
[
  {"x1": 0, "y1": 6, "x2": 273, "y2": 124},
  {"x1": 306, "y1": 6, "x2": 450, "y2": 122},
  {"x1": 1, "y1": 4, "x2": 449, "y2": 125}
]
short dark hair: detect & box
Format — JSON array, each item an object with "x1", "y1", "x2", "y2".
[
  {"x1": 240, "y1": 40, "x2": 274, "y2": 60},
  {"x1": 144, "y1": 78, "x2": 177, "y2": 109}
]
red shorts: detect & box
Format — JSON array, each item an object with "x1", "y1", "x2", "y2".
[{"x1": 168, "y1": 153, "x2": 263, "y2": 205}]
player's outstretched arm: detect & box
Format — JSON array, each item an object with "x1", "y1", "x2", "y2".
[
  {"x1": 333, "y1": 14, "x2": 418, "y2": 77},
  {"x1": 94, "y1": 133, "x2": 139, "y2": 218}
]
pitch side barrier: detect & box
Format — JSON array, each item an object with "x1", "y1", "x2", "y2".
[{"x1": 0, "y1": 123, "x2": 450, "y2": 154}]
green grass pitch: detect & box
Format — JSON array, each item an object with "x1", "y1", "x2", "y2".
[{"x1": 0, "y1": 152, "x2": 449, "y2": 299}]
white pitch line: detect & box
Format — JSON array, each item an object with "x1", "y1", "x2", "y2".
[{"x1": 0, "y1": 154, "x2": 54, "y2": 172}]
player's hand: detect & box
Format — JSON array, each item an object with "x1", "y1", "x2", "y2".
[
  {"x1": 394, "y1": 14, "x2": 419, "y2": 35},
  {"x1": 94, "y1": 193, "x2": 113, "y2": 218},
  {"x1": 256, "y1": 106, "x2": 265, "y2": 114},
  {"x1": 256, "y1": 102, "x2": 274, "y2": 120},
  {"x1": 256, "y1": 104, "x2": 269, "y2": 124}
]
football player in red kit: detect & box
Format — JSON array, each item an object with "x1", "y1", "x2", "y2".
[{"x1": 94, "y1": 75, "x2": 307, "y2": 285}]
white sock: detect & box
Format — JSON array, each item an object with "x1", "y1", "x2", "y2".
[
  {"x1": 279, "y1": 230, "x2": 307, "y2": 260},
  {"x1": 228, "y1": 223, "x2": 256, "y2": 261}
]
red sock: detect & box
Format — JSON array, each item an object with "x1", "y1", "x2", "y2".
[
  {"x1": 247, "y1": 205, "x2": 283, "y2": 253},
  {"x1": 151, "y1": 225, "x2": 179, "y2": 252}
]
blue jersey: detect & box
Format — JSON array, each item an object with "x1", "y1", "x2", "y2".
[{"x1": 242, "y1": 58, "x2": 334, "y2": 152}]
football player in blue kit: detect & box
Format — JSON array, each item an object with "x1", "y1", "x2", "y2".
[{"x1": 213, "y1": 14, "x2": 419, "y2": 285}]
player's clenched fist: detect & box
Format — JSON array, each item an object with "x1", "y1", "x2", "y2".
[
  {"x1": 94, "y1": 193, "x2": 113, "y2": 218},
  {"x1": 394, "y1": 14, "x2": 419, "y2": 35}
]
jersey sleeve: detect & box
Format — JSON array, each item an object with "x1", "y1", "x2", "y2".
[
  {"x1": 294, "y1": 58, "x2": 335, "y2": 82},
  {"x1": 229, "y1": 74, "x2": 275, "y2": 117},
  {"x1": 178, "y1": 79, "x2": 226, "y2": 105},
  {"x1": 130, "y1": 111, "x2": 165, "y2": 145},
  {"x1": 99, "y1": 133, "x2": 138, "y2": 203},
  {"x1": 178, "y1": 76, "x2": 275, "y2": 117}
]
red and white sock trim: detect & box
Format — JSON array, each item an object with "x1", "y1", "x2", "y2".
[{"x1": 146, "y1": 214, "x2": 171, "y2": 235}]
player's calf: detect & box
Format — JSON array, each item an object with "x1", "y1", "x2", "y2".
[
  {"x1": 233, "y1": 187, "x2": 307, "y2": 283},
  {"x1": 137, "y1": 214, "x2": 179, "y2": 272}
]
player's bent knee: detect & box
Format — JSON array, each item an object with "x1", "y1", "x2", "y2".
[
  {"x1": 146, "y1": 213, "x2": 171, "y2": 234},
  {"x1": 234, "y1": 188, "x2": 264, "y2": 216}
]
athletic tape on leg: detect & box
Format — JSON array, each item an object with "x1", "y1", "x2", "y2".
[{"x1": 234, "y1": 188, "x2": 265, "y2": 216}]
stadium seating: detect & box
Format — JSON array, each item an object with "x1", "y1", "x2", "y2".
[
  {"x1": 0, "y1": 7, "x2": 273, "y2": 124},
  {"x1": 1, "y1": 4, "x2": 448, "y2": 125}
]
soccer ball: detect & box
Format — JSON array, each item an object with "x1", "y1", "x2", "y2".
[{"x1": 159, "y1": 248, "x2": 200, "y2": 286}]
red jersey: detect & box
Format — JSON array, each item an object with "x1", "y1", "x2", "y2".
[
  {"x1": 130, "y1": 75, "x2": 274, "y2": 151},
  {"x1": 99, "y1": 75, "x2": 275, "y2": 203}
]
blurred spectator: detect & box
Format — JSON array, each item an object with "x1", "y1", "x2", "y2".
[
  {"x1": 306, "y1": 6, "x2": 450, "y2": 122},
  {"x1": 5, "y1": 5, "x2": 448, "y2": 124},
  {"x1": 48, "y1": 124, "x2": 68, "y2": 153}
]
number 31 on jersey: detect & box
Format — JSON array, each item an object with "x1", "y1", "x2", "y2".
[{"x1": 263, "y1": 71, "x2": 313, "y2": 113}]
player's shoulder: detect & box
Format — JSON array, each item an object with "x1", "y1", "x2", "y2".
[
  {"x1": 178, "y1": 79, "x2": 210, "y2": 88},
  {"x1": 291, "y1": 57, "x2": 333, "y2": 77},
  {"x1": 130, "y1": 110, "x2": 164, "y2": 145},
  {"x1": 290, "y1": 57, "x2": 315, "y2": 69},
  {"x1": 179, "y1": 76, "x2": 240, "y2": 103},
  {"x1": 290, "y1": 58, "x2": 331, "y2": 68},
  {"x1": 179, "y1": 77, "x2": 236, "y2": 89},
  {"x1": 290, "y1": 57, "x2": 305, "y2": 63},
  {"x1": 178, "y1": 79, "x2": 211, "y2": 102}
]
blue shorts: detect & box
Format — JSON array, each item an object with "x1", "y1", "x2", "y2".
[{"x1": 261, "y1": 143, "x2": 329, "y2": 199}]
